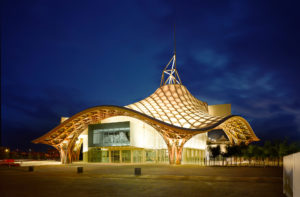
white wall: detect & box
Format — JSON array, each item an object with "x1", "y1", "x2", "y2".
[
  {"x1": 79, "y1": 116, "x2": 207, "y2": 151},
  {"x1": 184, "y1": 133, "x2": 207, "y2": 150},
  {"x1": 78, "y1": 129, "x2": 88, "y2": 153},
  {"x1": 283, "y1": 152, "x2": 300, "y2": 197},
  {"x1": 101, "y1": 116, "x2": 167, "y2": 149}
]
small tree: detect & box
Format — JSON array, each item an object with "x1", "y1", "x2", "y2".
[
  {"x1": 238, "y1": 142, "x2": 247, "y2": 166},
  {"x1": 221, "y1": 151, "x2": 227, "y2": 166},
  {"x1": 287, "y1": 142, "x2": 300, "y2": 155},
  {"x1": 225, "y1": 145, "x2": 237, "y2": 166},
  {"x1": 223, "y1": 145, "x2": 231, "y2": 166},
  {"x1": 252, "y1": 145, "x2": 263, "y2": 166},
  {"x1": 272, "y1": 140, "x2": 284, "y2": 166},
  {"x1": 230, "y1": 144, "x2": 241, "y2": 166},
  {"x1": 208, "y1": 145, "x2": 221, "y2": 165},
  {"x1": 244, "y1": 144, "x2": 255, "y2": 166},
  {"x1": 263, "y1": 141, "x2": 272, "y2": 166}
]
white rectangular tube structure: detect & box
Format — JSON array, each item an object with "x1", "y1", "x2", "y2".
[{"x1": 283, "y1": 152, "x2": 300, "y2": 197}]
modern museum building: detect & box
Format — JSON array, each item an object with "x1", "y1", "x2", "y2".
[{"x1": 33, "y1": 54, "x2": 259, "y2": 164}]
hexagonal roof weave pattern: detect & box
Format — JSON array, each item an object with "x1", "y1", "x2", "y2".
[{"x1": 126, "y1": 84, "x2": 224, "y2": 129}]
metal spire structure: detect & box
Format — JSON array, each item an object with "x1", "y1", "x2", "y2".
[{"x1": 160, "y1": 23, "x2": 182, "y2": 87}]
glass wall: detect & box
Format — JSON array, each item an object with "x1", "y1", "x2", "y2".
[
  {"x1": 86, "y1": 147, "x2": 205, "y2": 164},
  {"x1": 133, "y1": 150, "x2": 143, "y2": 163},
  {"x1": 182, "y1": 148, "x2": 205, "y2": 165},
  {"x1": 87, "y1": 148, "x2": 169, "y2": 163},
  {"x1": 111, "y1": 150, "x2": 120, "y2": 163},
  {"x1": 157, "y1": 149, "x2": 169, "y2": 163},
  {"x1": 145, "y1": 150, "x2": 156, "y2": 162},
  {"x1": 101, "y1": 150, "x2": 109, "y2": 163},
  {"x1": 121, "y1": 150, "x2": 131, "y2": 163},
  {"x1": 88, "y1": 148, "x2": 101, "y2": 162}
]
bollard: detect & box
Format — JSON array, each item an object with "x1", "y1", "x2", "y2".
[
  {"x1": 28, "y1": 166, "x2": 34, "y2": 172},
  {"x1": 134, "y1": 168, "x2": 141, "y2": 176},
  {"x1": 77, "y1": 167, "x2": 83, "y2": 173}
]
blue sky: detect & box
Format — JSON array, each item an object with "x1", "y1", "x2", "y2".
[{"x1": 1, "y1": 0, "x2": 300, "y2": 150}]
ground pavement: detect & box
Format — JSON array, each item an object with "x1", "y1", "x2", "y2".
[{"x1": 0, "y1": 163, "x2": 284, "y2": 197}]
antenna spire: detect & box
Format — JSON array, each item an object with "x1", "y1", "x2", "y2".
[
  {"x1": 174, "y1": 22, "x2": 176, "y2": 55},
  {"x1": 159, "y1": 20, "x2": 182, "y2": 87},
  {"x1": 160, "y1": 54, "x2": 182, "y2": 87}
]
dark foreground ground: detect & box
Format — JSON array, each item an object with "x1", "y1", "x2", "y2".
[{"x1": 0, "y1": 163, "x2": 284, "y2": 197}]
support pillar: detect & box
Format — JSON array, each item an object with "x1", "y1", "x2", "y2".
[
  {"x1": 58, "y1": 134, "x2": 79, "y2": 164},
  {"x1": 59, "y1": 144, "x2": 72, "y2": 164},
  {"x1": 165, "y1": 138, "x2": 187, "y2": 165},
  {"x1": 72, "y1": 139, "x2": 83, "y2": 162}
]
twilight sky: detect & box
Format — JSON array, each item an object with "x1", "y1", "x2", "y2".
[{"x1": 1, "y1": 0, "x2": 300, "y2": 150}]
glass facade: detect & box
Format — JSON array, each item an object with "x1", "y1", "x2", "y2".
[
  {"x1": 182, "y1": 148, "x2": 205, "y2": 165},
  {"x1": 157, "y1": 149, "x2": 169, "y2": 163},
  {"x1": 87, "y1": 148, "x2": 170, "y2": 163},
  {"x1": 111, "y1": 150, "x2": 120, "y2": 163},
  {"x1": 133, "y1": 150, "x2": 143, "y2": 163},
  {"x1": 121, "y1": 150, "x2": 131, "y2": 163},
  {"x1": 145, "y1": 150, "x2": 156, "y2": 162},
  {"x1": 101, "y1": 150, "x2": 109, "y2": 163},
  {"x1": 86, "y1": 147, "x2": 205, "y2": 164}
]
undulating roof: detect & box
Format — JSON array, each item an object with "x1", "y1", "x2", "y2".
[
  {"x1": 33, "y1": 54, "x2": 259, "y2": 147},
  {"x1": 126, "y1": 84, "x2": 224, "y2": 129}
]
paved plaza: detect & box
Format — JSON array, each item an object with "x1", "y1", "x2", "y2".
[{"x1": 0, "y1": 163, "x2": 284, "y2": 197}]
